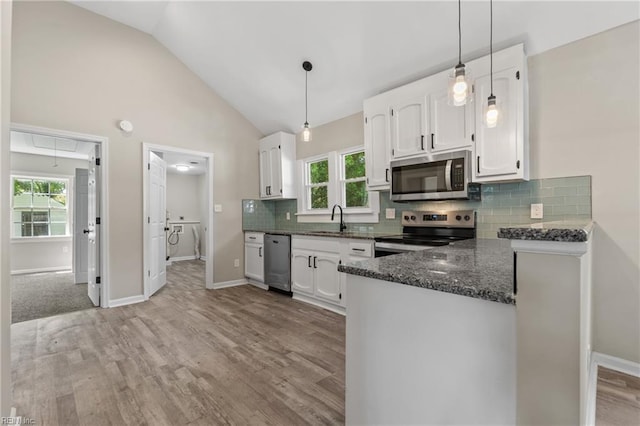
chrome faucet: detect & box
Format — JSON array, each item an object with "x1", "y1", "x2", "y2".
[{"x1": 331, "y1": 204, "x2": 347, "y2": 232}]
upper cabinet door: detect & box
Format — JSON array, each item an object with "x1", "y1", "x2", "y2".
[
  {"x1": 429, "y1": 88, "x2": 473, "y2": 153},
  {"x1": 259, "y1": 147, "x2": 270, "y2": 198},
  {"x1": 474, "y1": 67, "x2": 520, "y2": 180},
  {"x1": 364, "y1": 106, "x2": 391, "y2": 189},
  {"x1": 391, "y1": 96, "x2": 428, "y2": 159},
  {"x1": 258, "y1": 132, "x2": 296, "y2": 199},
  {"x1": 268, "y1": 144, "x2": 282, "y2": 197}
]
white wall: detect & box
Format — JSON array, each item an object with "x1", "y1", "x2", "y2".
[
  {"x1": 10, "y1": 2, "x2": 263, "y2": 300},
  {"x1": 299, "y1": 22, "x2": 640, "y2": 364},
  {"x1": 166, "y1": 172, "x2": 203, "y2": 260},
  {"x1": 9, "y1": 152, "x2": 86, "y2": 273},
  {"x1": 0, "y1": 0, "x2": 12, "y2": 416}
]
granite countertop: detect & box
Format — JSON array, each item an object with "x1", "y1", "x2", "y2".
[
  {"x1": 243, "y1": 229, "x2": 390, "y2": 240},
  {"x1": 338, "y1": 239, "x2": 515, "y2": 305},
  {"x1": 497, "y1": 220, "x2": 594, "y2": 242}
]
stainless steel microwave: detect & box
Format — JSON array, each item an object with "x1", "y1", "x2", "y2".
[{"x1": 390, "y1": 150, "x2": 479, "y2": 201}]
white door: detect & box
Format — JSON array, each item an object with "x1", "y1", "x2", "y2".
[
  {"x1": 149, "y1": 151, "x2": 167, "y2": 296},
  {"x1": 391, "y1": 96, "x2": 428, "y2": 159},
  {"x1": 314, "y1": 252, "x2": 341, "y2": 303},
  {"x1": 364, "y1": 107, "x2": 391, "y2": 189},
  {"x1": 244, "y1": 243, "x2": 264, "y2": 282},
  {"x1": 429, "y1": 88, "x2": 473, "y2": 153},
  {"x1": 474, "y1": 67, "x2": 519, "y2": 179},
  {"x1": 291, "y1": 249, "x2": 314, "y2": 295},
  {"x1": 87, "y1": 146, "x2": 101, "y2": 306},
  {"x1": 74, "y1": 168, "x2": 89, "y2": 284}
]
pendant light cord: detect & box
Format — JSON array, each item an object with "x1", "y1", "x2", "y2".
[
  {"x1": 458, "y1": 0, "x2": 462, "y2": 65},
  {"x1": 305, "y1": 70, "x2": 308, "y2": 124},
  {"x1": 490, "y1": 0, "x2": 494, "y2": 96}
]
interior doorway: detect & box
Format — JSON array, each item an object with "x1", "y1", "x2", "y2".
[
  {"x1": 9, "y1": 124, "x2": 109, "y2": 321},
  {"x1": 142, "y1": 143, "x2": 214, "y2": 298}
]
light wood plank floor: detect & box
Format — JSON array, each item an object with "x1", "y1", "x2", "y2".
[
  {"x1": 596, "y1": 366, "x2": 640, "y2": 425},
  {"x1": 11, "y1": 260, "x2": 345, "y2": 425}
]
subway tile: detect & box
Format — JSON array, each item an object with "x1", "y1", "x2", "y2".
[
  {"x1": 553, "y1": 186, "x2": 578, "y2": 196},
  {"x1": 499, "y1": 182, "x2": 520, "y2": 191},
  {"x1": 553, "y1": 205, "x2": 578, "y2": 215},
  {"x1": 541, "y1": 196, "x2": 566, "y2": 206},
  {"x1": 577, "y1": 186, "x2": 591, "y2": 196}
]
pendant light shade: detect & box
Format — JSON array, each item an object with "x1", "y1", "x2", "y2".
[
  {"x1": 484, "y1": 0, "x2": 500, "y2": 128},
  {"x1": 302, "y1": 61, "x2": 313, "y2": 142},
  {"x1": 449, "y1": 0, "x2": 471, "y2": 106}
]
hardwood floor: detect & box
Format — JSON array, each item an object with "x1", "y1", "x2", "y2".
[
  {"x1": 11, "y1": 260, "x2": 345, "y2": 425},
  {"x1": 596, "y1": 366, "x2": 640, "y2": 425}
]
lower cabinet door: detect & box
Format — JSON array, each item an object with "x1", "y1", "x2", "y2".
[
  {"x1": 314, "y1": 252, "x2": 342, "y2": 303},
  {"x1": 291, "y1": 249, "x2": 314, "y2": 295},
  {"x1": 244, "y1": 243, "x2": 264, "y2": 282}
]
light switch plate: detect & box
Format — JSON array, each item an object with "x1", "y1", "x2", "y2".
[
  {"x1": 530, "y1": 203, "x2": 543, "y2": 219},
  {"x1": 214, "y1": 204, "x2": 222, "y2": 213},
  {"x1": 286, "y1": 212, "x2": 291, "y2": 220},
  {"x1": 385, "y1": 208, "x2": 396, "y2": 219}
]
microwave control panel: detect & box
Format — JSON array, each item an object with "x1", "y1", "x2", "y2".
[{"x1": 451, "y1": 158, "x2": 465, "y2": 191}]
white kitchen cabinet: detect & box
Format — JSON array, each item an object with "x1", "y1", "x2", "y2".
[
  {"x1": 259, "y1": 132, "x2": 296, "y2": 199},
  {"x1": 429, "y1": 74, "x2": 474, "y2": 153},
  {"x1": 244, "y1": 232, "x2": 264, "y2": 283},
  {"x1": 470, "y1": 44, "x2": 527, "y2": 182},
  {"x1": 363, "y1": 98, "x2": 392, "y2": 190},
  {"x1": 291, "y1": 236, "x2": 373, "y2": 313},
  {"x1": 390, "y1": 95, "x2": 428, "y2": 159}
]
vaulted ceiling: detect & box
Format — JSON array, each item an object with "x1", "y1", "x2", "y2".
[{"x1": 72, "y1": 1, "x2": 639, "y2": 136}]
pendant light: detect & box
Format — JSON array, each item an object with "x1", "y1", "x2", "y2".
[
  {"x1": 484, "y1": 0, "x2": 499, "y2": 128},
  {"x1": 302, "y1": 61, "x2": 313, "y2": 142},
  {"x1": 449, "y1": 0, "x2": 471, "y2": 106}
]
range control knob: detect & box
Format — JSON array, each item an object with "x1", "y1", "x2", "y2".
[
  {"x1": 464, "y1": 215, "x2": 471, "y2": 221},
  {"x1": 404, "y1": 215, "x2": 410, "y2": 221},
  {"x1": 455, "y1": 215, "x2": 462, "y2": 221},
  {"x1": 410, "y1": 215, "x2": 416, "y2": 220}
]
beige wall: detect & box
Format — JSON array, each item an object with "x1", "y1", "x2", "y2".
[
  {"x1": 528, "y1": 21, "x2": 640, "y2": 363},
  {"x1": 11, "y1": 2, "x2": 262, "y2": 300},
  {"x1": 0, "y1": 0, "x2": 12, "y2": 416},
  {"x1": 298, "y1": 22, "x2": 640, "y2": 363}
]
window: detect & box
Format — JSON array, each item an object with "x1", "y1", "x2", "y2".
[
  {"x1": 340, "y1": 149, "x2": 368, "y2": 208},
  {"x1": 298, "y1": 147, "x2": 379, "y2": 223},
  {"x1": 306, "y1": 157, "x2": 330, "y2": 210},
  {"x1": 12, "y1": 177, "x2": 69, "y2": 237}
]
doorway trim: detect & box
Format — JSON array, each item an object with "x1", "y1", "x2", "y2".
[
  {"x1": 142, "y1": 143, "x2": 214, "y2": 298},
  {"x1": 10, "y1": 122, "x2": 111, "y2": 308}
]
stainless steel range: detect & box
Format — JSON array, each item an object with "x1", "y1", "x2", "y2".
[{"x1": 374, "y1": 210, "x2": 476, "y2": 257}]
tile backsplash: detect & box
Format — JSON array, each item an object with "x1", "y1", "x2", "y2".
[{"x1": 242, "y1": 175, "x2": 591, "y2": 239}]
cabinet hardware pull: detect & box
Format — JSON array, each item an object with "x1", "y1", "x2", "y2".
[
  {"x1": 352, "y1": 248, "x2": 365, "y2": 252},
  {"x1": 421, "y1": 135, "x2": 424, "y2": 150},
  {"x1": 471, "y1": 133, "x2": 475, "y2": 142},
  {"x1": 385, "y1": 168, "x2": 390, "y2": 182},
  {"x1": 249, "y1": 236, "x2": 256, "y2": 239},
  {"x1": 339, "y1": 293, "x2": 342, "y2": 300},
  {"x1": 516, "y1": 160, "x2": 521, "y2": 169},
  {"x1": 477, "y1": 156, "x2": 480, "y2": 174},
  {"x1": 431, "y1": 133, "x2": 435, "y2": 150},
  {"x1": 308, "y1": 256, "x2": 311, "y2": 268},
  {"x1": 513, "y1": 252, "x2": 518, "y2": 294},
  {"x1": 258, "y1": 247, "x2": 262, "y2": 257},
  {"x1": 313, "y1": 256, "x2": 317, "y2": 269}
]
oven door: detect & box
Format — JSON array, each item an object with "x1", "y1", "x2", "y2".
[
  {"x1": 390, "y1": 151, "x2": 471, "y2": 201},
  {"x1": 374, "y1": 242, "x2": 435, "y2": 258}
]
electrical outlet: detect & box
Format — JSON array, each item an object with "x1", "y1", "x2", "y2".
[
  {"x1": 530, "y1": 203, "x2": 543, "y2": 219},
  {"x1": 286, "y1": 212, "x2": 291, "y2": 220},
  {"x1": 214, "y1": 204, "x2": 222, "y2": 213},
  {"x1": 385, "y1": 208, "x2": 396, "y2": 219},
  {"x1": 234, "y1": 259, "x2": 240, "y2": 267}
]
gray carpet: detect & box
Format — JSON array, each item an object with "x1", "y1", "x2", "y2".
[{"x1": 11, "y1": 271, "x2": 95, "y2": 323}]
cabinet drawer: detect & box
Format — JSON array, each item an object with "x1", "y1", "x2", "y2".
[
  {"x1": 347, "y1": 242, "x2": 373, "y2": 258},
  {"x1": 244, "y1": 232, "x2": 264, "y2": 244}
]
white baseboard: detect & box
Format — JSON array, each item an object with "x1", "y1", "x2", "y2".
[
  {"x1": 168, "y1": 255, "x2": 200, "y2": 262},
  {"x1": 207, "y1": 279, "x2": 247, "y2": 290},
  {"x1": 585, "y1": 352, "x2": 640, "y2": 426},
  {"x1": 108, "y1": 294, "x2": 146, "y2": 308},
  {"x1": 247, "y1": 279, "x2": 268, "y2": 290},
  {"x1": 292, "y1": 293, "x2": 345, "y2": 316},
  {"x1": 11, "y1": 266, "x2": 71, "y2": 275}
]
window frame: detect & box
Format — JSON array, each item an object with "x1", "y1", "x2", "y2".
[
  {"x1": 305, "y1": 154, "x2": 331, "y2": 212},
  {"x1": 11, "y1": 174, "x2": 73, "y2": 240},
  {"x1": 296, "y1": 147, "x2": 379, "y2": 223},
  {"x1": 338, "y1": 146, "x2": 369, "y2": 212}
]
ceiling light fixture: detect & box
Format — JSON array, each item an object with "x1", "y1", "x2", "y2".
[
  {"x1": 485, "y1": 0, "x2": 499, "y2": 128},
  {"x1": 449, "y1": 0, "x2": 471, "y2": 106},
  {"x1": 302, "y1": 61, "x2": 313, "y2": 142},
  {"x1": 175, "y1": 164, "x2": 190, "y2": 172}
]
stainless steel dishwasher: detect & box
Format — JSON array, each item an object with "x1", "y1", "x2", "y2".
[{"x1": 264, "y1": 234, "x2": 291, "y2": 293}]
